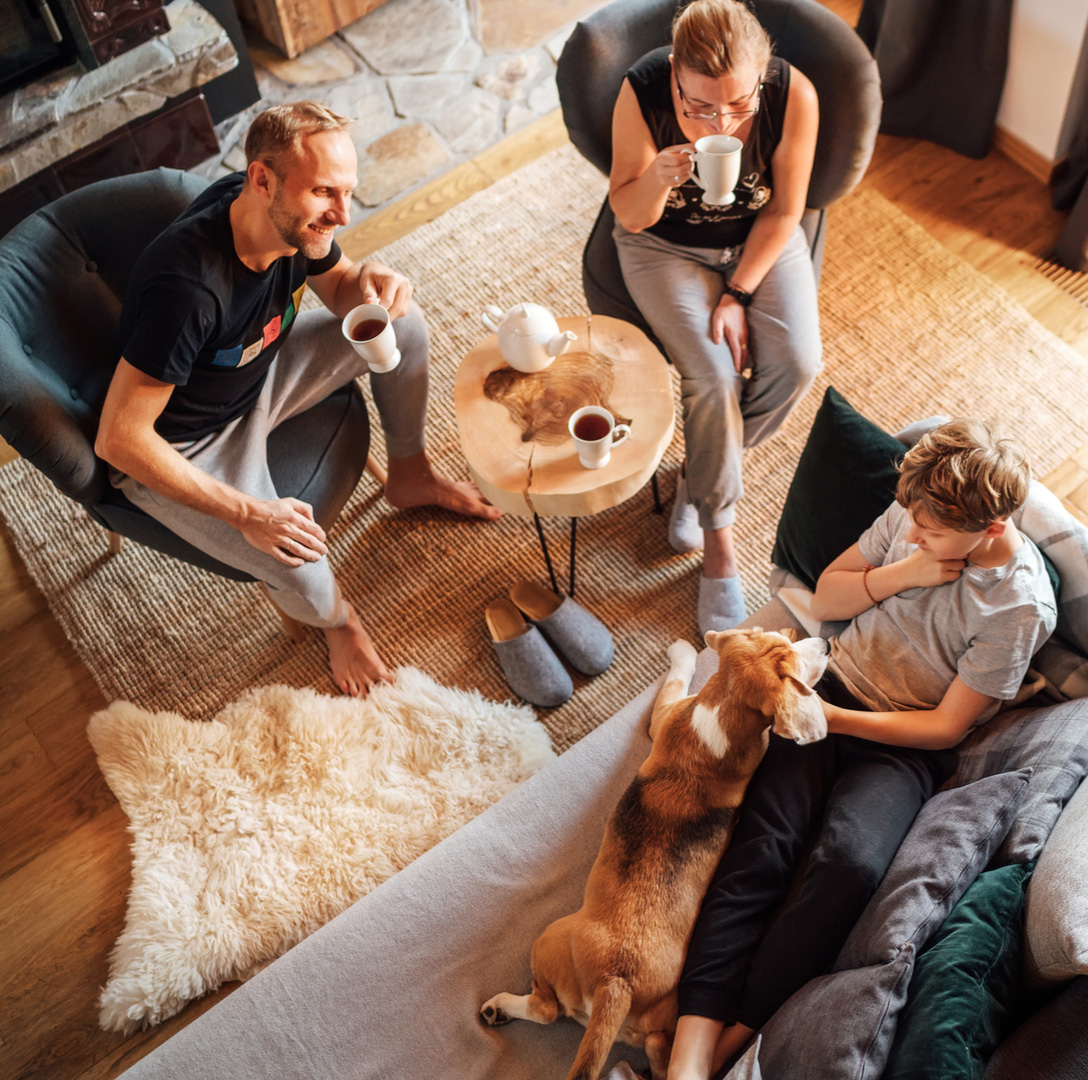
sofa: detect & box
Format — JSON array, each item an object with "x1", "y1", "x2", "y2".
[{"x1": 115, "y1": 394, "x2": 1088, "y2": 1080}]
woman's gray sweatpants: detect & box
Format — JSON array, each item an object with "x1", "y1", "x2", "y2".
[
  {"x1": 112, "y1": 304, "x2": 430, "y2": 629},
  {"x1": 614, "y1": 223, "x2": 822, "y2": 531}
]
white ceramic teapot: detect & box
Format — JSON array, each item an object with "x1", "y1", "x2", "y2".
[{"x1": 480, "y1": 302, "x2": 577, "y2": 373}]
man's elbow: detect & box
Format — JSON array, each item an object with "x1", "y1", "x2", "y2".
[{"x1": 94, "y1": 422, "x2": 125, "y2": 468}]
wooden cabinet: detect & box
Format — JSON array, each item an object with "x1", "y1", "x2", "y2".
[{"x1": 232, "y1": 0, "x2": 391, "y2": 58}]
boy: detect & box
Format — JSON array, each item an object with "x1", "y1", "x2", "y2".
[{"x1": 666, "y1": 419, "x2": 1057, "y2": 1080}]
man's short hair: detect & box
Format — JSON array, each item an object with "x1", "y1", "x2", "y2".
[
  {"x1": 671, "y1": 0, "x2": 772, "y2": 80},
  {"x1": 244, "y1": 101, "x2": 352, "y2": 178},
  {"x1": 896, "y1": 419, "x2": 1031, "y2": 533}
]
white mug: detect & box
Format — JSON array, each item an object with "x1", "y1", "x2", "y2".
[
  {"x1": 342, "y1": 304, "x2": 401, "y2": 373},
  {"x1": 568, "y1": 406, "x2": 630, "y2": 470},
  {"x1": 690, "y1": 134, "x2": 743, "y2": 207}
]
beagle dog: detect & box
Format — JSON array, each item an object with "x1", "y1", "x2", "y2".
[{"x1": 480, "y1": 628, "x2": 829, "y2": 1080}]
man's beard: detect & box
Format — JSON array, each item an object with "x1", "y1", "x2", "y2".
[{"x1": 268, "y1": 188, "x2": 334, "y2": 260}]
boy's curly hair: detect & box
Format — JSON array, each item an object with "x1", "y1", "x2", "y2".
[{"x1": 896, "y1": 419, "x2": 1031, "y2": 533}]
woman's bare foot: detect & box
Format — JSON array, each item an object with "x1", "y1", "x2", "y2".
[
  {"x1": 323, "y1": 603, "x2": 392, "y2": 697},
  {"x1": 384, "y1": 451, "x2": 502, "y2": 520}
]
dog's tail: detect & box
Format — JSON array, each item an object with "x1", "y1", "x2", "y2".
[{"x1": 565, "y1": 976, "x2": 633, "y2": 1080}]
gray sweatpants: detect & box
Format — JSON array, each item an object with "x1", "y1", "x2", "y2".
[
  {"x1": 614, "y1": 223, "x2": 822, "y2": 530},
  {"x1": 112, "y1": 304, "x2": 430, "y2": 628}
]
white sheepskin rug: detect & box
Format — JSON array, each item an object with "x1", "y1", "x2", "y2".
[{"x1": 88, "y1": 667, "x2": 554, "y2": 1034}]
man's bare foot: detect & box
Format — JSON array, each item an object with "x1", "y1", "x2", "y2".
[
  {"x1": 324, "y1": 603, "x2": 392, "y2": 697},
  {"x1": 384, "y1": 451, "x2": 502, "y2": 520}
]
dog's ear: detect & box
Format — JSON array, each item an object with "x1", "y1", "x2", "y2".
[{"x1": 771, "y1": 675, "x2": 828, "y2": 745}]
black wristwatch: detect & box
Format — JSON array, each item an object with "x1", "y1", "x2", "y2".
[{"x1": 722, "y1": 281, "x2": 753, "y2": 307}]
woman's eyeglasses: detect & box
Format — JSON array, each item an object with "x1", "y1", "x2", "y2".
[{"x1": 675, "y1": 75, "x2": 762, "y2": 121}]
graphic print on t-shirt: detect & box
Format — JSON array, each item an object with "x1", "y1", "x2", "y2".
[{"x1": 210, "y1": 282, "x2": 307, "y2": 368}]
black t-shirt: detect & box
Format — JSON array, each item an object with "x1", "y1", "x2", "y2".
[
  {"x1": 626, "y1": 48, "x2": 790, "y2": 248},
  {"x1": 118, "y1": 172, "x2": 342, "y2": 441}
]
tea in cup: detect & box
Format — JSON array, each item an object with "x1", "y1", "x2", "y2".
[
  {"x1": 342, "y1": 304, "x2": 401, "y2": 372},
  {"x1": 690, "y1": 134, "x2": 743, "y2": 207},
  {"x1": 568, "y1": 406, "x2": 630, "y2": 469}
]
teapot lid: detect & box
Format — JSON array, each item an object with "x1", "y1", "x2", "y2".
[{"x1": 501, "y1": 302, "x2": 556, "y2": 335}]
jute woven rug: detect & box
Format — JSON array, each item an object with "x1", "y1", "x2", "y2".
[{"x1": 3, "y1": 144, "x2": 1087, "y2": 750}]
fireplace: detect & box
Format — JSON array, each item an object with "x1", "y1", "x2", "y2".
[
  {"x1": 0, "y1": 0, "x2": 77, "y2": 96},
  {"x1": 0, "y1": 0, "x2": 169, "y2": 98}
]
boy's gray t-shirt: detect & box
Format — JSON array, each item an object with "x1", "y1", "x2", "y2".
[{"x1": 829, "y1": 502, "x2": 1057, "y2": 722}]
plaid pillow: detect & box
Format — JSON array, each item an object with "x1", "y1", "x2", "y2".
[
  {"x1": 1014, "y1": 479, "x2": 1088, "y2": 656},
  {"x1": 948, "y1": 698, "x2": 1088, "y2": 865}
]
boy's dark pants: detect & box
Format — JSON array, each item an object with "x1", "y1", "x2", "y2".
[{"x1": 677, "y1": 672, "x2": 958, "y2": 1029}]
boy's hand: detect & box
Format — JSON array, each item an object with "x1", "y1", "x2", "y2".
[{"x1": 900, "y1": 547, "x2": 966, "y2": 588}]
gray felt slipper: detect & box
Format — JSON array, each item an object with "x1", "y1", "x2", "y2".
[
  {"x1": 508, "y1": 581, "x2": 614, "y2": 676},
  {"x1": 698, "y1": 575, "x2": 748, "y2": 636},
  {"x1": 486, "y1": 598, "x2": 572, "y2": 708},
  {"x1": 668, "y1": 471, "x2": 703, "y2": 553}
]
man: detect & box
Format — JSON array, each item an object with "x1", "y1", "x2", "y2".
[{"x1": 95, "y1": 101, "x2": 500, "y2": 697}]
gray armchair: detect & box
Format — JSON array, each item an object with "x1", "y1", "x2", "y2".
[
  {"x1": 556, "y1": 0, "x2": 882, "y2": 338},
  {"x1": 0, "y1": 168, "x2": 370, "y2": 632}
]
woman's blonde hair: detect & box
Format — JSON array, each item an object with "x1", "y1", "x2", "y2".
[
  {"x1": 244, "y1": 100, "x2": 352, "y2": 178},
  {"x1": 896, "y1": 419, "x2": 1031, "y2": 533},
  {"x1": 672, "y1": 0, "x2": 772, "y2": 78}
]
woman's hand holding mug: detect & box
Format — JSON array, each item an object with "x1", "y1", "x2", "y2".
[{"x1": 653, "y1": 144, "x2": 695, "y2": 190}]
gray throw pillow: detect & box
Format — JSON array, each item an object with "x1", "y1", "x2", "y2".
[
  {"x1": 755, "y1": 944, "x2": 915, "y2": 1080},
  {"x1": 950, "y1": 698, "x2": 1088, "y2": 864},
  {"x1": 1025, "y1": 775, "x2": 1088, "y2": 984},
  {"x1": 721, "y1": 1035, "x2": 763, "y2": 1080},
  {"x1": 835, "y1": 770, "x2": 1032, "y2": 972}
]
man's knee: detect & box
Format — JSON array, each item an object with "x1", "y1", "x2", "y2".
[
  {"x1": 263, "y1": 555, "x2": 344, "y2": 627},
  {"x1": 392, "y1": 301, "x2": 429, "y2": 367}
]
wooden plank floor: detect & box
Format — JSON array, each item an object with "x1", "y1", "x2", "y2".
[{"x1": 4, "y1": 18, "x2": 1088, "y2": 1080}]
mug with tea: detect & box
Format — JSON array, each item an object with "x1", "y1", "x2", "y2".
[
  {"x1": 341, "y1": 303, "x2": 401, "y2": 372},
  {"x1": 568, "y1": 406, "x2": 631, "y2": 469},
  {"x1": 690, "y1": 134, "x2": 743, "y2": 207}
]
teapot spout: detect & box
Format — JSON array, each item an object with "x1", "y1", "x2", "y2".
[{"x1": 548, "y1": 330, "x2": 578, "y2": 357}]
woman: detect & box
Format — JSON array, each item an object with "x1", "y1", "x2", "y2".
[{"x1": 610, "y1": 0, "x2": 821, "y2": 633}]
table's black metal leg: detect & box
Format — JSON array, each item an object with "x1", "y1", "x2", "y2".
[
  {"x1": 650, "y1": 468, "x2": 663, "y2": 513},
  {"x1": 569, "y1": 517, "x2": 577, "y2": 598},
  {"x1": 533, "y1": 512, "x2": 561, "y2": 596}
]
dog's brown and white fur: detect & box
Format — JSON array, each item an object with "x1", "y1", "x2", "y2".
[{"x1": 480, "y1": 628, "x2": 829, "y2": 1080}]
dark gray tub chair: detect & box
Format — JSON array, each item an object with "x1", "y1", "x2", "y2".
[
  {"x1": 0, "y1": 168, "x2": 371, "y2": 637},
  {"x1": 556, "y1": 0, "x2": 883, "y2": 341}
]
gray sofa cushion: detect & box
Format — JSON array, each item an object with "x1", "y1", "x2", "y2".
[
  {"x1": 1024, "y1": 774, "x2": 1088, "y2": 984},
  {"x1": 835, "y1": 770, "x2": 1032, "y2": 971},
  {"x1": 756, "y1": 945, "x2": 916, "y2": 1080}
]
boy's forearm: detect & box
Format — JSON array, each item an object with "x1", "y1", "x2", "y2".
[
  {"x1": 811, "y1": 561, "x2": 916, "y2": 621},
  {"x1": 823, "y1": 701, "x2": 970, "y2": 751}
]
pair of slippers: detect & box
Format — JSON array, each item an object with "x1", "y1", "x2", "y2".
[{"x1": 485, "y1": 581, "x2": 614, "y2": 708}]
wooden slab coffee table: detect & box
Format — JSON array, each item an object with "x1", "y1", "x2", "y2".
[{"x1": 454, "y1": 314, "x2": 674, "y2": 592}]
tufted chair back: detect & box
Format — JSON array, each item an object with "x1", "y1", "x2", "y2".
[{"x1": 0, "y1": 168, "x2": 370, "y2": 583}]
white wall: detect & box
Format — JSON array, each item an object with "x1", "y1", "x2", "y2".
[{"x1": 998, "y1": 0, "x2": 1088, "y2": 161}]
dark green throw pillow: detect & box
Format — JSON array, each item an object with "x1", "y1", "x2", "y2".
[
  {"x1": 771, "y1": 387, "x2": 905, "y2": 590},
  {"x1": 882, "y1": 861, "x2": 1036, "y2": 1080}
]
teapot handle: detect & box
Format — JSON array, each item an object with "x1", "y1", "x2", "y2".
[{"x1": 481, "y1": 305, "x2": 504, "y2": 333}]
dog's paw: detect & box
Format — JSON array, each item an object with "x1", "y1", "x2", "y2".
[
  {"x1": 666, "y1": 640, "x2": 698, "y2": 668},
  {"x1": 480, "y1": 1000, "x2": 511, "y2": 1026}
]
